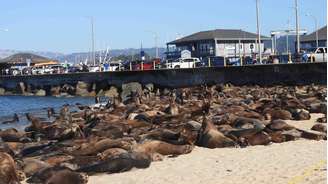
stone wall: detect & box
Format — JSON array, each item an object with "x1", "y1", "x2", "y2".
[{"x1": 0, "y1": 62, "x2": 326, "y2": 96}]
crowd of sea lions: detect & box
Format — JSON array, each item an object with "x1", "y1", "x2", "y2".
[{"x1": 0, "y1": 84, "x2": 326, "y2": 184}]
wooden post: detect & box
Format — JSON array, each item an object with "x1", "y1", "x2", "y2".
[
  {"x1": 166, "y1": 60, "x2": 168, "y2": 69},
  {"x1": 240, "y1": 56, "x2": 243, "y2": 66},
  {"x1": 153, "y1": 60, "x2": 156, "y2": 70},
  {"x1": 310, "y1": 54, "x2": 314, "y2": 62},
  {"x1": 224, "y1": 57, "x2": 227, "y2": 67},
  {"x1": 208, "y1": 57, "x2": 211, "y2": 67},
  {"x1": 288, "y1": 53, "x2": 292, "y2": 63},
  {"x1": 141, "y1": 62, "x2": 144, "y2": 70},
  {"x1": 130, "y1": 62, "x2": 132, "y2": 71}
]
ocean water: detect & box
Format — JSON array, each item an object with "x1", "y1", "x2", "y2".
[{"x1": 0, "y1": 96, "x2": 96, "y2": 130}]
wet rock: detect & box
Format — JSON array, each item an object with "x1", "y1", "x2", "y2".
[
  {"x1": 121, "y1": 82, "x2": 142, "y2": 102},
  {"x1": 104, "y1": 86, "x2": 119, "y2": 98},
  {"x1": 51, "y1": 86, "x2": 61, "y2": 96},
  {"x1": 35, "y1": 89, "x2": 46, "y2": 96},
  {"x1": 0, "y1": 88, "x2": 5, "y2": 95},
  {"x1": 145, "y1": 83, "x2": 154, "y2": 92},
  {"x1": 76, "y1": 81, "x2": 90, "y2": 97}
]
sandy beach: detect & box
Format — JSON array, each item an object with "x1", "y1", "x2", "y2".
[{"x1": 89, "y1": 114, "x2": 327, "y2": 184}]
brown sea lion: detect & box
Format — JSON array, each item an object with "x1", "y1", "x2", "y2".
[
  {"x1": 0, "y1": 152, "x2": 20, "y2": 184},
  {"x1": 198, "y1": 115, "x2": 236, "y2": 148},
  {"x1": 22, "y1": 158, "x2": 50, "y2": 177},
  {"x1": 291, "y1": 109, "x2": 311, "y2": 120},
  {"x1": 247, "y1": 132, "x2": 271, "y2": 146},
  {"x1": 27, "y1": 166, "x2": 83, "y2": 184},
  {"x1": 45, "y1": 170, "x2": 88, "y2": 184},
  {"x1": 266, "y1": 119, "x2": 294, "y2": 131},
  {"x1": 134, "y1": 140, "x2": 193, "y2": 156},
  {"x1": 71, "y1": 138, "x2": 134, "y2": 156},
  {"x1": 268, "y1": 131, "x2": 286, "y2": 143},
  {"x1": 264, "y1": 108, "x2": 293, "y2": 120},
  {"x1": 99, "y1": 148, "x2": 128, "y2": 160},
  {"x1": 76, "y1": 152, "x2": 151, "y2": 174},
  {"x1": 311, "y1": 124, "x2": 327, "y2": 133},
  {"x1": 1, "y1": 114, "x2": 19, "y2": 124}
]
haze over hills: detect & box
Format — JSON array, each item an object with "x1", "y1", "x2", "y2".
[{"x1": 0, "y1": 48, "x2": 166, "y2": 63}]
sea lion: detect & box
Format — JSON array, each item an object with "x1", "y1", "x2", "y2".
[
  {"x1": 0, "y1": 152, "x2": 20, "y2": 184},
  {"x1": 0, "y1": 129, "x2": 28, "y2": 143},
  {"x1": 1, "y1": 114, "x2": 19, "y2": 124},
  {"x1": 71, "y1": 138, "x2": 134, "y2": 156},
  {"x1": 291, "y1": 109, "x2": 311, "y2": 120},
  {"x1": 264, "y1": 108, "x2": 293, "y2": 120},
  {"x1": 76, "y1": 152, "x2": 151, "y2": 174},
  {"x1": 22, "y1": 158, "x2": 50, "y2": 177},
  {"x1": 198, "y1": 115, "x2": 236, "y2": 148},
  {"x1": 246, "y1": 132, "x2": 271, "y2": 146},
  {"x1": 311, "y1": 124, "x2": 327, "y2": 133},
  {"x1": 134, "y1": 140, "x2": 193, "y2": 156},
  {"x1": 27, "y1": 166, "x2": 81, "y2": 184},
  {"x1": 266, "y1": 119, "x2": 294, "y2": 131},
  {"x1": 99, "y1": 148, "x2": 128, "y2": 160},
  {"x1": 45, "y1": 170, "x2": 88, "y2": 184}
]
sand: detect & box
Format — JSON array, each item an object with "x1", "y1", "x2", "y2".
[{"x1": 88, "y1": 114, "x2": 327, "y2": 184}]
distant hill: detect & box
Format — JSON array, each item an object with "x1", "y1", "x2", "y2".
[
  {"x1": 0, "y1": 47, "x2": 166, "y2": 63},
  {"x1": 0, "y1": 52, "x2": 58, "y2": 64}
]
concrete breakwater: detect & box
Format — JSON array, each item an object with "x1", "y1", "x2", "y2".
[{"x1": 0, "y1": 62, "x2": 326, "y2": 97}]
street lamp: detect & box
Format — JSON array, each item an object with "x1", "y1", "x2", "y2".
[
  {"x1": 255, "y1": 0, "x2": 262, "y2": 64},
  {"x1": 85, "y1": 17, "x2": 95, "y2": 66},
  {"x1": 295, "y1": 0, "x2": 300, "y2": 54},
  {"x1": 146, "y1": 30, "x2": 159, "y2": 58},
  {"x1": 306, "y1": 13, "x2": 319, "y2": 48}
]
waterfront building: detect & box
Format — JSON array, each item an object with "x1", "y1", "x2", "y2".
[
  {"x1": 166, "y1": 29, "x2": 270, "y2": 60},
  {"x1": 300, "y1": 26, "x2": 327, "y2": 49}
]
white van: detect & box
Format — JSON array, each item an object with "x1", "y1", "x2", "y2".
[{"x1": 165, "y1": 57, "x2": 200, "y2": 69}]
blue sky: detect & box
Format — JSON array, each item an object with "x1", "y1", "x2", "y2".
[{"x1": 0, "y1": 0, "x2": 326, "y2": 53}]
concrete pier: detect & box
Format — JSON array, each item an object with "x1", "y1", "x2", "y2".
[{"x1": 0, "y1": 62, "x2": 326, "y2": 94}]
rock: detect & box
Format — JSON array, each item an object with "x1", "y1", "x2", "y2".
[
  {"x1": 61, "y1": 84, "x2": 75, "y2": 95},
  {"x1": 76, "y1": 81, "x2": 90, "y2": 96},
  {"x1": 121, "y1": 82, "x2": 142, "y2": 102},
  {"x1": 97, "y1": 89, "x2": 104, "y2": 96},
  {"x1": 19, "y1": 82, "x2": 26, "y2": 94},
  {"x1": 50, "y1": 86, "x2": 61, "y2": 96},
  {"x1": 104, "y1": 86, "x2": 119, "y2": 98},
  {"x1": 145, "y1": 83, "x2": 154, "y2": 92},
  {"x1": 35, "y1": 89, "x2": 46, "y2": 96},
  {"x1": 0, "y1": 88, "x2": 5, "y2": 95}
]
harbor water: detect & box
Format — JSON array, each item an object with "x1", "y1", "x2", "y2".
[{"x1": 0, "y1": 96, "x2": 96, "y2": 130}]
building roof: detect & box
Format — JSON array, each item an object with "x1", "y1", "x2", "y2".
[
  {"x1": 0, "y1": 53, "x2": 59, "y2": 65},
  {"x1": 168, "y1": 29, "x2": 270, "y2": 44},
  {"x1": 300, "y1": 26, "x2": 327, "y2": 42}
]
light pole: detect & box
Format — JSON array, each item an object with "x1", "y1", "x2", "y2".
[
  {"x1": 295, "y1": 0, "x2": 300, "y2": 54},
  {"x1": 306, "y1": 13, "x2": 319, "y2": 48},
  {"x1": 86, "y1": 17, "x2": 96, "y2": 65},
  {"x1": 146, "y1": 30, "x2": 159, "y2": 58},
  {"x1": 256, "y1": 0, "x2": 262, "y2": 63}
]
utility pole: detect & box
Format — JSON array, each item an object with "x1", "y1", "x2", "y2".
[
  {"x1": 256, "y1": 0, "x2": 262, "y2": 63},
  {"x1": 306, "y1": 13, "x2": 319, "y2": 48},
  {"x1": 286, "y1": 19, "x2": 290, "y2": 55},
  {"x1": 91, "y1": 17, "x2": 95, "y2": 66},
  {"x1": 295, "y1": 0, "x2": 300, "y2": 54}
]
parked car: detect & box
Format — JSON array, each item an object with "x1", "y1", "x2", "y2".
[
  {"x1": 133, "y1": 58, "x2": 161, "y2": 70},
  {"x1": 165, "y1": 57, "x2": 200, "y2": 69},
  {"x1": 196, "y1": 56, "x2": 225, "y2": 67},
  {"x1": 304, "y1": 47, "x2": 327, "y2": 62}
]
